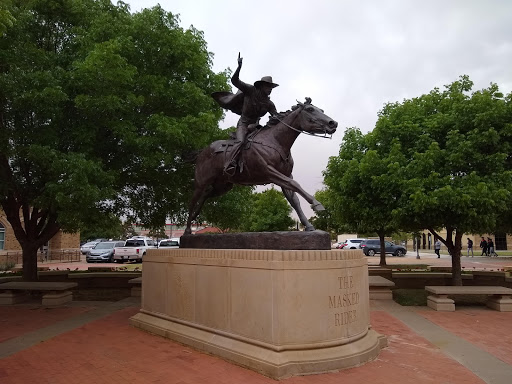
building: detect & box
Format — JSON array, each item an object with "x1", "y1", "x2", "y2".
[
  {"x1": 415, "y1": 230, "x2": 510, "y2": 252},
  {"x1": 131, "y1": 222, "x2": 213, "y2": 239},
  {"x1": 0, "y1": 209, "x2": 80, "y2": 255}
]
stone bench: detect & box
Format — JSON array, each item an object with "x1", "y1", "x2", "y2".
[
  {"x1": 0, "y1": 281, "x2": 78, "y2": 306},
  {"x1": 128, "y1": 277, "x2": 142, "y2": 297},
  {"x1": 425, "y1": 286, "x2": 512, "y2": 312},
  {"x1": 369, "y1": 276, "x2": 395, "y2": 300}
]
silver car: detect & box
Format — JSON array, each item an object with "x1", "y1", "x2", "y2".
[
  {"x1": 86, "y1": 241, "x2": 125, "y2": 263},
  {"x1": 80, "y1": 241, "x2": 99, "y2": 255}
]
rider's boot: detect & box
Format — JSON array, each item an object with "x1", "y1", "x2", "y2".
[{"x1": 224, "y1": 141, "x2": 242, "y2": 176}]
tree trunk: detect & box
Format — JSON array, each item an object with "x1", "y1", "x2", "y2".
[
  {"x1": 22, "y1": 245, "x2": 39, "y2": 282},
  {"x1": 450, "y1": 230, "x2": 463, "y2": 286},
  {"x1": 1, "y1": 200, "x2": 61, "y2": 282},
  {"x1": 428, "y1": 227, "x2": 463, "y2": 286},
  {"x1": 379, "y1": 232, "x2": 386, "y2": 266}
]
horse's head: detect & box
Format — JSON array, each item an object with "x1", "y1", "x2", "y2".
[{"x1": 292, "y1": 98, "x2": 338, "y2": 136}]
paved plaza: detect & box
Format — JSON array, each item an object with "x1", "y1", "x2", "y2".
[
  {"x1": 1, "y1": 294, "x2": 512, "y2": 383},
  {"x1": 1, "y1": 253, "x2": 511, "y2": 383}
]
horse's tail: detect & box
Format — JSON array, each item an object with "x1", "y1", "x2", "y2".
[{"x1": 181, "y1": 149, "x2": 201, "y2": 163}]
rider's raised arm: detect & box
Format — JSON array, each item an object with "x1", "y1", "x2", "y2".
[{"x1": 231, "y1": 61, "x2": 252, "y2": 93}]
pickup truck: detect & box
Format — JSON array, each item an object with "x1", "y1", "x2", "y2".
[{"x1": 112, "y1": 237, "x2": 157, "y2": 263}]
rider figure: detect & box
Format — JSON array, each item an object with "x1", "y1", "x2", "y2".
[{"x1": 218, "y1": 54, "x2": 279, "y2": 176}]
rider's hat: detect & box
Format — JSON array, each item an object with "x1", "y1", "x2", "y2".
[{"x1": 254, "y1": 76, "x2": 279, "y2": 88}]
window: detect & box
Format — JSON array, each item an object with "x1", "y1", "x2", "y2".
[
  {"x1": 125, "y1": 240, "x2": 144, "y2": 247},
  {"x1": 0, "y1": 222, "x2": 5, "y2": 250},
  {"x1": 159, "y1": 240, "x2": 179, "y2": 247},
  {"x1": 495, "y1": 233, "x2": 507, "y2": 251}
]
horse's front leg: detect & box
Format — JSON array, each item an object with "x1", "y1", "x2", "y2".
[
  {"x1": 281, "y1": 187, "x2": 315, "y2": 231},
  {"x1": 266, "y1": 166, "x2": 324, "y2": 212}
]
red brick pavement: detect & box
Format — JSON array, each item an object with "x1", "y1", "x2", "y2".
[
  {"x1": 0, "y1": 306, "x2": 94, "y2": 343},
  {"x1": 0, "y1": 307, "x2": 486, "y2": 384},
  {"x1": 419, "y1": 309, "x2": 512, "y2": 365}
]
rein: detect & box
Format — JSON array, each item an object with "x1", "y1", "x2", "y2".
[{"x1": 273, "y1": 108, "x2": 332, "y2": 139}]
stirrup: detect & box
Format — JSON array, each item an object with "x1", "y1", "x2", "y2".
[{"x1": 224, "y1": 162, "x2": 237, "y2": 176}]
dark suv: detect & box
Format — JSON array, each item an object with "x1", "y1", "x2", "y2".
[{"x1": 359, "y1": 239, "x2": 406, "y2": 257}]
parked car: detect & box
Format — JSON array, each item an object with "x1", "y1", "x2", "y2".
[
  {"x1": 158, "y1": 238, "x2": 180, "y2": 248},
  {"x1": 113, "y1": 236, "x2": 157, "y2": 263},
  {"x1": 331, "y1": 242, "x2": 343, "y2": 249},
  {"x1": 341, "y1": 239, "x2": 366, "y2": 249},
  {"x1": 86, "y1": 241, "x2": 126, "y2": 263},
  {"x1": 80, "y1": 241, "x2": 99, "y2": 255},
  {"x1": 359, "y1": 239, "x2": 406, "y2": 257}
]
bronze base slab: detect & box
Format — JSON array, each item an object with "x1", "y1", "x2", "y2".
[{"x1": 180, "y1": 230, "x2": 330, "y2": 250}]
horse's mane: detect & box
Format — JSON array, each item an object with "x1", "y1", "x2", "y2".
[
  {"x1": 266, "y1": 98, "x2": 309, "y2": 128},
  {"x1": 266, "y1": 109, "x2": 293, "y2": 127}
]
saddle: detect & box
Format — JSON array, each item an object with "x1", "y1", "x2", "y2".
[
  {"x1": 212, "y1": 124, "x2": 263, "y2": 154},
  {"x1": 211, "y1": 125, "x2": 264, "y2": 174}
]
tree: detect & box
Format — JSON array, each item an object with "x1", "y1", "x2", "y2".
[
  {"x1": 308, "y1": 189, "x2": 342, "y2": 239},
  {"x1": 79, "y1": 213, "x2": 124, "y2": 241},
  {"x1": 120, "y1": 221, "x2": 138, "y2": 239},
  {"x1": 199, "y1": 185, "x2": 255, "y2": 232},
  {"x1": 0, "y1": 2, "x2": 15, "y2": 37},
  {"x1": 147, "y1": 227, "x2": 166, "y2": 240},
  {"x1": 324, "y1": 128, "x2": 404, "y2": 266},
  {"x1": 373, "y1": 76, "x2": 512, "y2": 284},
  {"x1": 241, "y1": 188, "x2": 295, "y2": 232},
  {"x1": 0, "y1": 0, "x2": 229, "y2": 280}
]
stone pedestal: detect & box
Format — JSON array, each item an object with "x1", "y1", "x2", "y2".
[
  {"x1": 427, "y1": 295, "x2": 455, "y2": 311},
  {"x1": 0, "y1": 291, "x2": 28, "y2": 305},
  {"x1": 131, "y1": 286, "x2": 141, "y2": 298},
  {"x1": 129, "y1": 277, "x2": 142, "y2": 298},
  {"x1": 487, "y1": 295, "x2": 512, "y2": 312},
  {"x1": 130, "y1": 248, "x2": 386, "y2": 379},
  {"x1": 369, "y1": 276, "x2": 395, "y2": 300},
  {"x1": 41, "y1": 291, "x2": 73, "y2": 306}
]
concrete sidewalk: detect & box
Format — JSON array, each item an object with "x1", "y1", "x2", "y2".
[{"x1": 0, "y1": 298, "x2": 511, "y2": 384}]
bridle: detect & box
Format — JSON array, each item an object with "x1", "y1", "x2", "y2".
[{"x1": 273, "y1": 102, "x2": 333, "y2": 139}]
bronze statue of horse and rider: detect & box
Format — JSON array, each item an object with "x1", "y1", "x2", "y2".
[{"x1": 184, "y1": 55, "x2": 337, "y2": 235}]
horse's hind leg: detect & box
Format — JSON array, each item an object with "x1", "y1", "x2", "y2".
[
  {"x1": 184, "y1": 183, "x2": 234, "y2": 235},
  {"x1": 282, "y1": 188, "x2": 315, "y2": 231},
  {"x1": 185, "y1": 187, "x2": 209, "y2": 235}
]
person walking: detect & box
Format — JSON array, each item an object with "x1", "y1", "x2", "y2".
[
  {"x1": 434, "y1": 239, "x2": 441, "y2": 258},
  {"x1": 467, "y1": 238, "x2": 474, "y2": 257},
  {"x1": 487, "y1": 237, "x2": 498, "y2": 257},
  {"x1": 479, "y1": 237, "x2": 488, "y2": 256}
]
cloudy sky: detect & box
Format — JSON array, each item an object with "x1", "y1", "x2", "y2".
[{"x1": 121, "y1": 0, "x2": 512, "y2": 218}]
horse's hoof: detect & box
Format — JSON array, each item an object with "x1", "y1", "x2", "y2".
[
  {"x1": 305, "y1": 225, "x2": 316, "y2": 232},
  {"x1": 184, "y1": 229, "x2": 191, "y2": 235},
  {"x1": 311, "y1": 202, "x2": 325, "y2": 212}
]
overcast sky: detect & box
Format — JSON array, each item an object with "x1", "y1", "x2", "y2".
[{"x1": 121, "y1": 0, "x2": 512, "y2": 219}]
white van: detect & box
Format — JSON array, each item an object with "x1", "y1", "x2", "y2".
[{"x1": 158, "y1": 238, "x2": 180, "y2": 248}]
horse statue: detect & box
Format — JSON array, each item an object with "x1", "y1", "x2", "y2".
[{"x1": 184, "y1": 98, "x2": 337, "y2": 235}]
